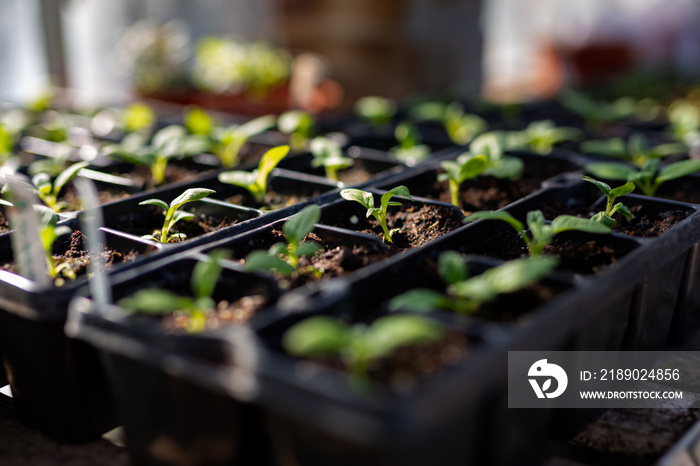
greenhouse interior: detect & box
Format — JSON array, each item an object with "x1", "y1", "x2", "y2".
[{"x1": 3, "y1": 0, "x2": 700, "y2": 465}]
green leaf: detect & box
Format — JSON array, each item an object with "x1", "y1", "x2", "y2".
[
  {"x1": 388, "y1": 289, "x2": 455, "y2": 313},
  {"x1": 381, "y1": 186, "x2": 412, "y2": 210},
  {"x1": 657, "y1": 159, "x2": 700, "y2": 183},
  {"x1": 611, "y1": 203, "x2": 633, "y2": 221},
  {"x1": 256, "y1": 145, "x2": 290, "y2": 189},
  {"x1": 453, "y1": 256, "x2": 558, "y2": 299},
  {"x1": 118, "y1": 289, "x2": 185, "y2": 314},
  {"x1": 123, "y1": 103, "x2": 155, "y2": 133},
  {"x1": 580, "y1": 175, "x2": 611, "y2": 196},
  {"x1": 184, "y1": 107, "x2": 214, "y2": 136},
  {"x1": 551, "y1": 215, "x2": 612, "y2": 235},
  {"x1": 171, "y1": 210, "x2": 195, "y2": 225},
  {"x1": 581, "y1": 138, "x2": 627, "y2": 158},
  {"x1": 218, "y1": 170, "x2": 257, "y2": 188},
  {"x1": 283, "y1": 204, "x2": 320, "y2": 245},
  {"x1": 278, "y1": 111, "x2": 313, "y2": 135},
  {"x1": 609, "y1": 180, "x2": 636, "y2": 198},
  {"x1": 438, "y1": 251, "x2": 468, "y2": 285},
  {"x1": 268, "y1": 242, "x2": 289, "y2": 256},
  {"x1": 340, "y1": 188, "x2": 374, "y2": 210},
  {"x1": 152, "y1": 125, "x2": 186, "y2": 150},
  {"x1": 466, "y1": 210, "x2": 525, "y2": 233},
  {"x1": 526, "y1": 210, "x2": 549, "y2": 243},
  {"x1": 170, "y1": 188, "x2": 216, "y2": 211},
  {"x1": 486, "y1": 156, "x2": 524, "y2": 179},
  {"x1": 191, "y1": 249, "x2": 230, "y2": 299},
  {"x1": 585, "y1": 163, "x2": 638, "y2": 181},
  {"x1": 355, "y1": 96, "x2": 397, "y2": 124},
  {"x1": 470, "y1": 131, "x2": 506, "y2": 160},
  {"x1": 283, "y1": 316, "x2": 349, "y2": 357},
  {"x1": 458, "y1": 154, "x2": 489, "y2": 183},
  {"x1": 244, "y1": 250, "x2": 296, "y2": 275},
  {"x1": 235, "y1": 114, "x2": 276, "y2": 139},
  {"x1": 295, "y1": 241, "x2": 322, "y2": 258},
  {"x1": 32, "y1": 172, "x2": 52, "y2": 191},
  {"x1": 365, "y1": 315, "x2": 444, "y2": 360},
  {"x1": 139, "y1": 198, "x2": 169, "y2": 212},
  {"x1": 591, "y1": 212, "x2": 617, "y2": 228}
]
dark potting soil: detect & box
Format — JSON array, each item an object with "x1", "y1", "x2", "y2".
[
  {"x1": 225, "y1": 190, "x2": 320, "y2": 211},
  {"x1": 59, "y1": 185, "x2": 133, "y2": 211},
  {"x1": 474, "y1": 283, "x2": 565, "y2": 323},
  {"x1": 338, "y1": 204, "x2": 463, "y2": 250},
  {"x1": 242, "y1": 230, "x2": 391, "y2": 289},
  {"x1": 115, "y1": 212, "x2": 238, "y2": 243},
  {"x1": 114, "y1": 164, "x2": 204, "y2": 190},
  {"x1": 0, "y1": 210, "x2": 10, "y2": 233},
  {"x1": 540, "y1": 202, "x2": 687, "y2": 238},
  {"x1": 160, "y1": 294, "x2": 270, "y2": 334},
  {"x1": 0, "y1": 230, "x2": 139, "y2": 285},
  {"x1": 337, "y1": 165, "x2": 375, "y2": 186}
]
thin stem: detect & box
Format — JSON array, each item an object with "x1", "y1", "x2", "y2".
[{"x1": 448, "y1": 179, "x2": 460, "y2": 208}]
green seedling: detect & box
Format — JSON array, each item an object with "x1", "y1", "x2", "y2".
[
  {"x1": 668, "y1": 100, "x2": 700, "y2": 146},
  {"x1": 29, "y1": 161, "x2": 89, "y2": 212},
  {"x1": 139, "y1": 188, "x2": 215, "y2": 243},
  {"x1": 438, "y1": 153, "x2": 489, "y2": 207},
  {"x1": 117, "y1": 250, "x2": 230, "y2": 333},
  {"x1": 559, "y1": 90, "x2": 637, "y2": 127},
  {"x1": 35, "y1": 205, "x2": 73, "y2": 280},
  {"x1": 586, "y1": 158, "x2": 700, "y2": 197},
  {"x1": 355, "y1": 96, "x2": 397, "y2": 126},
  {"x1": 469, "y1": 131, "x2": 524, "y2": 179},
  {"x1": 278, "y1": 111, "x2": 315, "y2": 151},
  {"x1": 184, "y1": 107, "x2": 214, "y2": 136},
  {"x1": 104, "y1": 124, "x2": 210, "y2": 186},
  {"x1": 581, "y1": 132, "x2": 685, "y2": 168},
  {"x1": 389, "y1": 121, "x2": 431, "y2": 165},
  {"x1": 309, "y1": 137, "x2": 353, "y2": 182},
  {"x1": 340, "y1": 186, "x2": 412, "y2": 243},
  {"x1": 123, "y1": 102, "x2": 156, "y2": 133},
  {"x1": 213, "y1": 115, "x2": 276, "y2": 167},
  {"x1": 507, "y1": 120, "x2": 581, "y2": 155},
  {"x1": 442, "y1": 101, "x2": 488, "y2": 145},
  {"x1": 390, "y1": 252, "x2": 558, "y2": 314},
  {"x1": 244, "y1": 204, "x2": 322, "y2": 277},
  {"x1": 580, "y1": 175, "x2": 635, "y2": 227},
  {"x1": 466, "y1": 210, "x2": 611, "y2": 256},
  {"x1": 218, "y1": 145, "x2": 290, "y2": 203},
  {"x1": 283, "y1": 313, "x2": 444, "y2": 389}
]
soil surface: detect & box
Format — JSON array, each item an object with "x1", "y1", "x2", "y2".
[
  {"x1": 540, "y1": 202, "x2": 687, "y2": 238},
  {"x1": 112, "y1": 210, "x2": 239, "y2": 243},
  {"x1": 0, "y1": 231, "x2": 139, "y2": 285},
  {"x1": 160, "y1": 294, "x2": 270, "y2": 333},
  {"x1": 112, "y1": 164, "x2": 205, "y2": 190},
  {"x1": 59, "y1": 186, "x2": 133, "y2": 211},
  {"x1": 0, "y1": 210, "x2": 10, "y2": 233},
  {"x1": 337, "y1": 165, "x2": 376, "y2": 186},
  {"x1": 332, "y1": 204, "x2": 463, "y2": 250},
  {"x1": 224, "y1": 190, "x2": 319, "y2": 211}
]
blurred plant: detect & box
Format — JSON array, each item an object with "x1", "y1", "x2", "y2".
[
  {"x1": 470, "y1": 131, "x2": 524, "y2": 179},
  {"x1": 139, "y1": 188, "x2": 215, "y2": 244},
  {"x1": 667, "y1": 100, "x2": 700, "y2": 147},
  {"x1": 559, "y1": 90, "x2": 637, "y2": 127},
  {"x1": 28, "y1": 161, "x2": 90, "y2": 212},
  {"x1": 278, "y1": 111, "x2": 315, "y2": 151},
  {"x1": 438, "y1": 153, "x2": 489, "y2": 207},
  {"x1": 309, "y1": 137, "x2": 353, "y2": 182},
  {"x1": 123, "y1": 103, "x2": 156, "y2": 133},
  {"x1": 581, "y1": 132, "x2": 685, "y2": 168},
  {"x1": 411, "y1": 101, "x2": 488, "y2": 145},
  {"x1": 218, "y1": 145, "x2": 290, "y2": 202},
  {"x1": 355, "y1": 96, "x2": 397, "y2": 126},
  {"x1": 389, "y1": 121, "x2": 431, "y2": 165},
  {"x1": 506, "y1": 120, "x2": 581, "y2": 155},
  {"x1": 586, "y1": 159, "x2": 700, "y2": 197}
]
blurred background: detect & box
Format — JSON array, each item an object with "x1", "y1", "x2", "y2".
[{"x1": 1, "y1": 0, "x2": 699, "y2": 111}]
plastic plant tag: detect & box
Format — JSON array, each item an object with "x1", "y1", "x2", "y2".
[
  {"x1": 74, "y1": 177, "x2": 112, "y2": 307},
  {"x1": 4, "y1": 175, "x2": 51, "y2": 287}
]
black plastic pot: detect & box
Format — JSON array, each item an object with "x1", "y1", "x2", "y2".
[{"x1": 0, "y1": 222, "x2": 160, "y2": 442}]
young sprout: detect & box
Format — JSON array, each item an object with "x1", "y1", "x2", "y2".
[
  {"x1": 438, "y1": 153, "x2": 489, "y2": 207},
  {"x1": 184, "y1": 107, "x2": 214, "y2": 136},
  {"x1": 466, "y1": 210, "x2": 611, "y2": 256},
  {"x1": 117, "y1": 250, "x2": 231, "y2": 333},
  {"x1": 585, "y1": 158, "x2": 700, "y2": 197},
  {"x1": 340, "y1": 186, "x2": 412, "y2": 244},
  {"x1": 390, "y1": 252, "x2": 558, "y2": 314},
  {"x1": 355, "y1": 96, "x2": 396, "y2": 126},
  {"x1": 123, "y1": 102, "x2": 156, "y2": 133},
  {"x1": 469, "y1": 131, "x2": 524, "y2": 179},
  {"x1": 30, "y1": 161, "x2": 89, "y2": 212},
  {"x1": 581, "y1": 132, "x2": 686, "y2": 168},
  {"x1": 389, "y1": 121, "x2": 431, "y2": 165},
  {"x1": 442, "y1": 101, "x2": 488, "y2": 145},
  {"x1": 283, "y1": 313, "x2": 444, "y2": 389},
  {"x1": 35, "y1": 206, "x2": 74, "y2": 280},
  {"x1": 559, "y1": 90, "x2": 637, "y2": 127},
  {"x1": 104, "y1": 124, "x2": 210, "y2": 186},
  {"x1": 218, "y1": 145, "x2": 290, "y2": 203},
  {"x1": 244, "y1": 204, "x2": 322, "y2": 277},
  {"x1": 667, "y1": 100, "x2": 700, "y2": 146},
  {"x1": 507, "y1": 120, "x2": 581, "y2": 155},
  {"x1": 139, "y1": 188, "x2": 216, "y2": 244},
  {"x1": 309, "y1": 137, "x2": 354, "y2": 182},
  {"x1": 278, "y1": 110, "x2": 315, "y2": 151},
  {"x1": 580, "y1": 176, "x2": 635, "y2": 227},
  {"x1": 213, "y1": 115, "x2": 276, "y2": 167}
]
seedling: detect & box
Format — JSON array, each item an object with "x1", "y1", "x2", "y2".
[
  {"x1": 283, "y1": 313, "x2": 444, "y2": 389},
  {"x1": 213, "y1": 115, "x2": 276, "y2": 167},
  {"x1": 309, "y1": 137, "x2": 353, "y2": 182},
  {"x1": 580, "y1": 175, "x2": 635, "y2": 227},
  {"x1": 389, "y1": 121, "x2": 431, "y2": 165},
  {"x1": 469, "y1": 131, "x2": 524, "y2": 179},
  {"x1": 442, "y1": 101, "x2": 488, "y2": 145},
  {"x1": 438, "y1": 153, "x2": 489, "y2": 207},
  {"x1": 117, "y1": 250, "x2": 231, "y2": 333},
  {"x1": 507, "y1": 120, "x2": 581, "y2": 155},
  {"x1": 340, "y1": 186, "x2": 412, "y2": 243},
  {"x1": 559, "y1": 90, "x2": 636, "y2": 127},
  {"x1": 586, "y1": 158, "x2": 700, "y2": 197},
  {"x1": 34, "y1": 205, "x2": 73, "y2": 280},
  {"x1": 355, "y1": 96, "x2": 396, "y2": 125},
  {"x1": 278, "y1": 111, "x2": 315, "y2": 151},
  {"x1": 581, "y1": 132, "x2": 685, "y2": 168},
  {"x1": 184, "y1": 107, "x2": 214, "y2": 136},
  {"x1": 390, "y1": 252, "x2": 558, "y2": 314},
  {"x1": 668, "y1": 100, "x2": 700, "y2": 146},
  {"x1": 104, "y1": 124, "x2": 210, "y2": 186},
  {"x1": 123, "y1": 102, "x2": 156, "y2": 133},
  {"x1": 218, "y1": 145, "x2": 290, "y2": 203},
  {"x1": 29, "y1": 161, "x2": 89, "y2": 212},
  {"x1": 466, "y1": 210, "x2": 611, "y2": 256},
  {"x1": 139, "y1": 188, "x2": 216, "y2": 243},
  {"x1": 244, "y1": 204, "x2": 322, "y2": 277}
]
